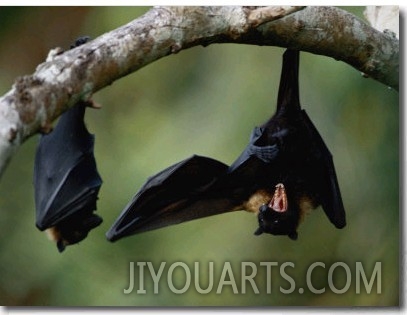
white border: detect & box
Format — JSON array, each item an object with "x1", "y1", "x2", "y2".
[{"x1": 1, "y1": 3, "x2": 404, "y2": 314}]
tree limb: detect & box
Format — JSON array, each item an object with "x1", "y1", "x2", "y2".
[{"x1": 0, "y1": 6, "x2": 399, "y2": 178}]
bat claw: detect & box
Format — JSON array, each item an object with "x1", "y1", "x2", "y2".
[
  {"x1": 39, "y1": 121, "x2": 53, "y2": 134},
  {"x1": 83, "y1": 99, "x2": 102, "y2": 109},
  {"x1": 46, "y1": 47, "x2": 64, "y2": 62}
]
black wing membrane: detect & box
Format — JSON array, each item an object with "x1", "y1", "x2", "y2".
[
  {"x1": 106, "y1": 155, "x2": 235, "y2": 241},
  {"x1": 300, "y1": 110, "x2": 346, "y2": 228},
  {"x1": 34, "y1": 103, "x2": 102, "y2": 252}
]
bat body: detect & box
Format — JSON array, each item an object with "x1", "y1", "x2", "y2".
[
  {"x1": 34, "y1": 102, "x2": 102, "y2": 252},
  {"x1": 224, "y1": 50, "x2": 346, "y2": 238},
  {"x1": 107, "y1": 49, "x2": 346, "y2": 242}
]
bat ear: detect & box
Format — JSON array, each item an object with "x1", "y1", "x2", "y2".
[
  {"x1": 254, "y1": 227, "x2": 264, "y2": 235},
  {"x1": 254, "y1": 204, "x2": 268, "y2": 235},
  {"x1": 288, "y1": 231, "x2": 298, "y2": 240},
  {"x1": 57, "y1": 241, "x2": 66, "y2": 253}
]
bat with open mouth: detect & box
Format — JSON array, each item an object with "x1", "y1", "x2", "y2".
[{"x1": 106, "y1": 49, "x2": 346, "y2": 242}]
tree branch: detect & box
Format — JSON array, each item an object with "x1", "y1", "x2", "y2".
[{"x1": 0, "y1": 6, "x2": 399, "y2": 178}]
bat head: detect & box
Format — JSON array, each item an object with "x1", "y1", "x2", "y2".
[
  {"x1": 46, "y1": 212, "x2": 102, "y2": 252},
  {"x1": 254, "y1": 203, "x2": 299, "y2": 240}
]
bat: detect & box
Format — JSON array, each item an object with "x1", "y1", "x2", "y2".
[
  {"x1": 34, "y1": 101, "x2": 102, "y2": 252},
  {"x1": 33, "y1": 36, "x2": 103, "y2": 252},
  {"x1": 106, "y1": 49, "x2": 346, "y2": 242}
]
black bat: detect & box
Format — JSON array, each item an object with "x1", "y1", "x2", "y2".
[
  {"x1": 34, "y1": 101, "x2": 103, "y2": 252},
  {"x1": 106, "y1": 49, "x2": 346, "y2": 242}
]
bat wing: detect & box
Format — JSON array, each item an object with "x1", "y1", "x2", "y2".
[
  {"x1": 34, "y1": 103, "x2": 102, "y2": 230},
  {"x1": 35, "y1": 153, "x2": 102, "y2": 230},
  {"x1": 106, "y1": 155, "x2": 235, "y2": 241},
  {"x1": 301, "y1": 110, "x2": 346, "y2": 229}
]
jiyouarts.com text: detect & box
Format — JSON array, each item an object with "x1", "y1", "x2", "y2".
[{"x1": 124, "y1": 261, "x2": 381, "y2": 295}]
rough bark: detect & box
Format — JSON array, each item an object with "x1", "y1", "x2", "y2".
[{"x1": 0, "y1": 6, "x2": 399, "y2": 178}]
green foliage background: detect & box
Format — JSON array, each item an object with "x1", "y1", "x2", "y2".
[{"x1": 0, "y1": 7, "x2": 399, "y2": 306}]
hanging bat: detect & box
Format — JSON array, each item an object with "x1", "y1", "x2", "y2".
[
  {"x1": 33, "y1": 36, "x2": 103, "y2": 252},
  {"x1": 34, "y1": 100, "x2": 103, "y2": 252},
  {"x1": 106, "y1": 49, "x2": 346, "y2": 242}
]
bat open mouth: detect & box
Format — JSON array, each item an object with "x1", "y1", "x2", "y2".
[
  {"x1": 268, "y1": 183, "x2": 288, "y2": 213},
  {"x1": 254, "y1": 183, "x2": 298, "y2": 240}
]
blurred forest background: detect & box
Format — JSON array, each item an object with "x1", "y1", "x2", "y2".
[{"x1": 0, "y1": 7, "x2": 399, "y2": 306}]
